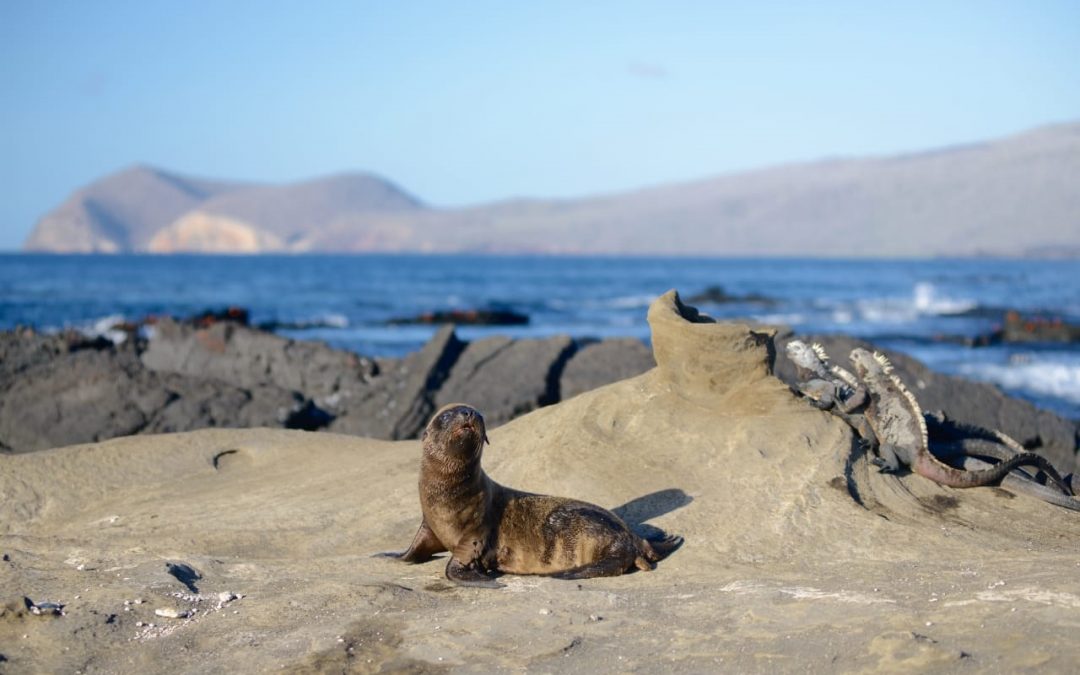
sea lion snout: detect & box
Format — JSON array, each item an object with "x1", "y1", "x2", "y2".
[{"x1": 427, "y1": 404, "x2": 490, "y2": 449}]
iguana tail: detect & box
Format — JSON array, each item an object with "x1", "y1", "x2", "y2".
[
  {"x1": 956, "y1": 455, "x2": 1080, "y2": 511},
  {"x1": 914, "y1": 451, "x2": 1073, "y2": 495}
]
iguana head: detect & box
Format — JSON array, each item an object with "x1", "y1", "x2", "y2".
[
  {"x1": 849, "y1": 348, "x2": 892, "y2": 381},
  {"x1": 785, "y1": 340, "x2": 825, "y2": 372}
]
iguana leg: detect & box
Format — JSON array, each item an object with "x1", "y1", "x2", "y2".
[
  {"x1": 373, "y1": 520, "x2": 446, "y2": 563},
  {"x1": 838, "y1": 385, "x2": 868, "y2": 414},
  {"x1": 873, "y1": 443, "x2": 902, "y2": 473},
  {"x1": 445, "y1": 558, "x2": 503, "y2": 588},
  {"x1": 797, "y1": 380, "x2": 836, "y2": 410},
  {"x1": 836, "y1": 412, "x2": 874, "y2": 442}
]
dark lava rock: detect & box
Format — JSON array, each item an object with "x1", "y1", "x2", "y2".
[
  {"x1": 142, "y1": 318, "x2": 376, "y2": 398},
  {"x1": 329, "y1": 325, "x2": 465, "y2": 440},
  {"x1": 386, "y1": 308, "x2": 529, "y2": 326},
  {"x1": 143, "y1": 376, "x2": 314, "y2": 435},
  {"x1": 774, "y1": 334, "x2": 1079, "y2": 473},
  {"x1": 434, "y1": 334, "x2": 577, "y2": 429},
  {"x1": 685, "y1": 285, "x2": 775, "y2": 306},
  {"x1": 559, "y1": 338, "x2": 655, "y2": 401},
  {"x1": 184, "y1": 306, "x2": 250, "y2": 328},
  {"x1": 0, "y1": 328, "x2": 111, "y2": 381},
  {"x1": 0, "y1": 346, "x2": 161, "y2": 453},
  {"x1": 1000, "y1": 311, "x2": 1080, "y2": 344},
  {"x1": 0, "y1": 342, "x2": 312, "y2": 453}
]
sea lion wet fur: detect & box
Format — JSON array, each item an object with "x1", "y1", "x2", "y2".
[{"x1": 378, "y1": 403, "x2": 683, "y2": 587}]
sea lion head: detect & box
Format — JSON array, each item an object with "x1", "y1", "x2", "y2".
[{"x1": 423, "y1": 403, "x2": 490, "y2": 461}]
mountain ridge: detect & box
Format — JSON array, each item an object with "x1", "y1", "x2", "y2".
[{"x1": 23, "y1": 122, "x2": 1080, "y2": 257}]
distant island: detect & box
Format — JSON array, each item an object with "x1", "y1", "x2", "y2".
[{"x1": 23, "y1": 122, "x2": 1080, "y2": 257}]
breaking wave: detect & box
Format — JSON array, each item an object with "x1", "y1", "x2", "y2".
[{"x1": 958, "y1": 356, "x2": 1080, "y2": 415}]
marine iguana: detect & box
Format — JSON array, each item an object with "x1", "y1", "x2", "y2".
[
  {"x1": 785, "y1": 340, "x2": 866, "y2": 412},
  {"x1": 785, "y1": 340, "x2": 875, "y2": 445},
  {"x1": 848, "y1": 348, "x2": 1073, "y2": 494}
]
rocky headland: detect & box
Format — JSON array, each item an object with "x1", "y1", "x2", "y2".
[
  {"x1": 23, "y1": 122, "x2": 1080, "y2": 257},
  {"x1": 2, "y1": 291, "x2": 1079, "y2": 673}
]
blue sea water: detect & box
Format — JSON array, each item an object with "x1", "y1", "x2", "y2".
[{"x1": 2, "y1": 254, "x2": 1078, "y2": 420}]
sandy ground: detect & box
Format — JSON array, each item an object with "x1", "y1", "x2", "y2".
[{"x1": 2, "y1": 292, "x2": 1078, "y2": 673}]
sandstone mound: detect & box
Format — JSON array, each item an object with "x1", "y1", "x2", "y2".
[{"x1": 2, "y1": 291, "x2": 1078, "y2": 673}]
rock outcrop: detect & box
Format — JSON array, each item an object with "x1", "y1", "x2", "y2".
[
  {"x1": 2, "y1": 308, "x2": 1077, "y2": 479},
  {"x1": 558, "y1": 337, "x2": 655, "y2": 400}
]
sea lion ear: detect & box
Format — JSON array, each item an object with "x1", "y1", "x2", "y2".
[
  {"x1": 484, "y1": 433, "x2": 490, "y2": 446},
  {"x1": 421, "y1": 429, "x2": 429, "y2": 442}
]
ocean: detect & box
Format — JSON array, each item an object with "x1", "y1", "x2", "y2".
[{"x1": 2, "y1": 254, "x2": 1078, "y2": 420}]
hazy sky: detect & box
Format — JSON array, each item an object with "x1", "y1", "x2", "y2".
[{"x1": 2, "y1": 1, "x2": 1079, "y2": 249}]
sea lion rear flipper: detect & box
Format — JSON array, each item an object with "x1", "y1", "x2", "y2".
[
  {"x1": 643, "y1": 533, "x2": 684, "y2": 561},
  {"x1": 373, "y1": 520, "x2": 447, "y2": 563},
  {"x1": 445, "y1": 558, "x2": 503, "y2": 589}
]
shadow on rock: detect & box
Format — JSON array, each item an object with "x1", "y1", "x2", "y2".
[{"x1": 612, "y1": 488, "x2": 693, "y2": 539}]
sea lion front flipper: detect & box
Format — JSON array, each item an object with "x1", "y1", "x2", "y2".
[
  {"x1": 445, "y1": 558, "x2": 503, "y2": 589},
  {"x1": 373, "y1": 520, "x2": 447, "y2": 563}
]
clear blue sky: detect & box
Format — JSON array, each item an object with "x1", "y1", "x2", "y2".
[{"x1": 2, "y1": 1, "x2": 1078, "y2": 250}]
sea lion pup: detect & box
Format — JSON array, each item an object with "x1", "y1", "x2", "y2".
[{"x1": 377, "y1": 403, "x2": 683, "y2": 588}]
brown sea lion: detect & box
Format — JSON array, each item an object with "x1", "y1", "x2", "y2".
[{"x1": 377, "y1": 403, "x2": 683, "y2": 588}]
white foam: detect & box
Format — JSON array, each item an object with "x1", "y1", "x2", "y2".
[
  {"x1": 80, "y1": 314, "x2": 129, "y2": 345},
  {"x1": 547, "y1": 294, "x2": 654, "y2": 311},
  {"x1": 605, "y1": 294, "x2": 656, "y2": 309},
  {"x1": 840, "y1": 282, "x2": 976, "y2": 324},
  {"x1": 912, "y1": 281, "x2": 976, "y2": 315},
  {"x1": 958, "y1": 359, "x2": 1080, "y2": 405},
  {"x1": 752, "y1": 312, "x2": 807, "y2": 326},
  {"x1": 316, "y1": 313, "x2": 349, "y2": 328},
  {"x1": 853, "y1": 297, "x2": 916, "y2": 323}
]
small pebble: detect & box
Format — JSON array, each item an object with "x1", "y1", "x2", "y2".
[
  {"x1": 136, "y1": 621, "x2": 145, "y2": 627},
  {"x1": 925, "y1": 621, "x2": 933, "y2": 626},
  {"x1": 154, "y1": 608, "x2": 191, "y2": 619},
  {"x1": 539, "y1": 608, "x2": 551, "y2": 615},
  {"x1": 218, "y1": 591, "x2": 237, "y2": 603},
  {"x1": 589, "y1": 614, "x2": 602, "y2": 622}
]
